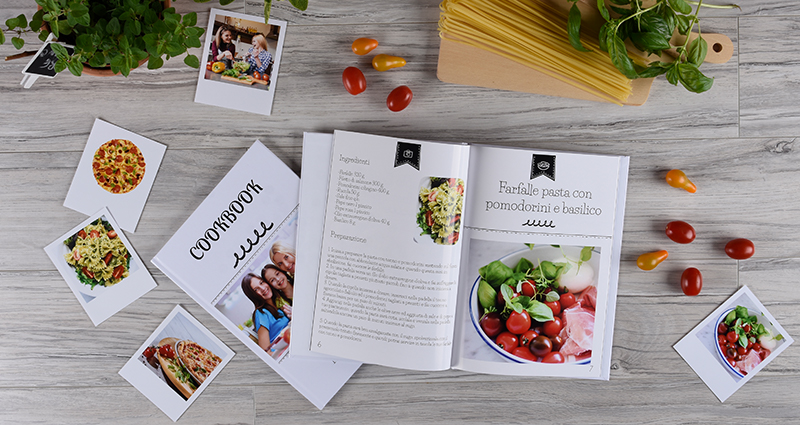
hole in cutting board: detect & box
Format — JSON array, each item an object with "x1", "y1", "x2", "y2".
[{"x1": 713, "y1": 43, "x2": 723, "y2": 53}]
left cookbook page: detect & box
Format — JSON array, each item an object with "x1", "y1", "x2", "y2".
[{"x1": 151, "y1": 141, "x2": 360, "y2": 409}]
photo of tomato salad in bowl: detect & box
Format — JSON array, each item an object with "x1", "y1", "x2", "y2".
[
  {"x1": 470, "y1": 245, "x2": 599, "y2": 364},
  {"x1": 715, "y1": 305, "x2": 783, "y2": 378},
  {"x1": 416, "y1": 177, "x2": 464, "y2": 245},
  {"x1": 63, "y1": 217, "x2": 130, "y2": 292}
]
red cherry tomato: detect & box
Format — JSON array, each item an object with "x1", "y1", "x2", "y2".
[
  {"x1": 725, "y1": 238, "x2": 754, "y2": 260},
  {"x1": 542, "y1": 317, "x2": 563, "y2": 337},
  {"x1": 143, "y1": 346, "x2": 156, "y2": 359},
  {"x1": 387, "y1": 85, "x2": 413, "y2": 112},
  {"x1": 520, "y1": 280, "x2": 535, "y2": 297},
  {"x1": 529, "y1": 335, "x2": 553, "y2": 357},
  {"x1": 511, "y1": 346, "x2": 538, "y2": 361},
  {"x1": 480, "y1": 312, "x2": 503, "y2": 338},
  {"x1": 544, "y1": 300, "x2": 561, "y2": 316},
  {"x1": 351, "y1": 38, "x2": 379, "y2": 55},
  {"x1": 637, "y1": 250, "x2": 668, "y2": 271},
  {"x1": 107, "y1": 230, "x2": 117, "y2": 239},
  {"x1": 89, "y1": 230, "x2": 100, "y2": 238},
  {"x1": 665, "y1": 169, "x2": 697, "y2": 193},
  {"x1": 717, "y1": 323, "x2": 728, "y2": 334},
  {"x1": 495, "y1": 331, "x2": 519, "y2": 352},
  {"x1": 77, "y1": 230, "x2": 87, "y2": 239},
  {"x1": 559, "y1": 292, "x2": 576, "y2": 309},
  {"x1": 726, "y1": 331, "x2": 738, "y2": 344},
  {"x1": 342, "y1": 67, "x2": 366, "y2": 95},
  {"x1": 112, "y1": 264, "x2": 125, "y2": 279},
  {"x1": 665, "y1": 221, "x2": 696, "y2": 244},
  {"x1": 550, "y1": 334, "x2": 565, "y2": 351},
  {"x1": 542, "y1": 352, "x2": 565, "y2": 363},
  {"x1": 158, "y1": 344, "x2": 175, "y2": 359},
  {"x1": 520, "y1": 330, "x2": 539, "y2": 347},
  {"x1": 680, "y1": 267, "x2": 702, "y2": 296},
  {"x1": 505, "y1": 310, "x2": 531, "y2": 335}
]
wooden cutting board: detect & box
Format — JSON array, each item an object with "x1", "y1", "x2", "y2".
[{"x1": 436, "y1": 0, "x2": 733, "y2": 106}]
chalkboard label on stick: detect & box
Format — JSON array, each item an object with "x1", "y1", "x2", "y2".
[{"x1": 22, "y1": 42, "x2": 74, "y2": 78}]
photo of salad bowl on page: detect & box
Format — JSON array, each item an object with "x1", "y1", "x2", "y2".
[
  {"x1": 714, "y1": 306, "x2": 784, "y2": 378},
  {"x1": 470, "y1": 245, "x2": 600, "y2": 364},
  {"x1": 415, "y1": 177, "x2": 464, "y2": 245}
]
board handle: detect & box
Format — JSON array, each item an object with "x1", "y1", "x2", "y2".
[{"x1": 669, "y1": 32, "x2": 733, "y2": 64}]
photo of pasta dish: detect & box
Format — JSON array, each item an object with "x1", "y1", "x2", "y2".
[
  {"x1": 417, "y1": 177, "x2": 464, "y2": 245},
  {"x1": 63, "y1": 218, "x2": 130, "y2": 289}
]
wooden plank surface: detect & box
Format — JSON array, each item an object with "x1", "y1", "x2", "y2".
[{"x1": 1, "y1": 0, "x2": 799, "y2": 423}]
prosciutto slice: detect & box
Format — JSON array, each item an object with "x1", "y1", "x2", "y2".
[
  {"x1": 735, "y1": 350, "x2": 762, "y2": 375},
  {"x1": 558, "y1": 304, "x2": 595, "y2": 356},
  {"x1": 577, "y1": 285, "x2": 597, "y2": 311}
]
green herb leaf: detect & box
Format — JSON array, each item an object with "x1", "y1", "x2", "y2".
[
  {"x1": 580, "y1": 247, "x2": 593, "y2": 262},
  {"x1": 289, "y1": 0, "x2": 309, "y2": 11},
  {"x1": 513, "y1": 258, "x2": 534, "y2": 274},
  {"x1": 107, "y1": 17, "x2": 121, "y2": 35},
  {"x1": 54, "y1": 58, "x2": 67, "y2": 73},
  {"x1": 638, "y1": 63, "x2": 669, "y2": 78},
  {"x1": 640, "y1": 13, "x2": 671, "y2": 39},
  {"x1": 11, "y1": 37, "x2": 25, "y2": 50},
  {"x1": 669, "y1": 0, "x2": 693, "y2": 15},
  {"x1": 665, "y1": 63, "x2": 680, "y2": 85},
  {"x1": 51, "y1": 43, "x2": 69, "y2": 59},
  {"x1": 478, "y1": 279, "x2": 497, "y2": 310},
  {"x1": 596, "y1": 0, "x2": 611, "y2": 21},
  {"x1": 479, "y1": 260, "x2": 513, "y2": 288},
  {"x1": 526, "y1": 300, "x2": 555, "y2": 322},
  {"x1": 263, "y1": 0, "x2": 273, "y2": 22},
  {"x1": 567, "y1": 3, "x2": 592, "y2": 52},
  {"x1": 0, "y1": 32, "x2": 4, "y2": 45},
  {"x1": 147, "y1": 55, "x2": 164, "y2": 69},
  {"x1": 675, "y1": 14, "x2": 692, "y2": 34},
  {"x1": 66, "y1": 58, "x2": 83, "y2": 76},
  {"x1": 630, "y1": 32, "x2": 671, "y2": 54},
  {"x1": 183, "y1": 12, "x2": 198, "y2": 27},
  {"x1": 687, "y1": 35, "x2": 708, "y2": 66},
  {"x1": 607, "y1": 34, "x2": 638, "y2": 79},
  {"x1": 545, "y1": 291, "x2": 560, "y2": 302}
]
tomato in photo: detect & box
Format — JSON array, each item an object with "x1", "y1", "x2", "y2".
[
  {"x1": 143, "y1": 346, "x2": 156, "y2": 359},
  {"x1": 158, "y1": 344, "x2": 175, "y2": 359},
  {"x1": 512, "y1": 346, "x2": 538, "y2": 361},
  {"x1": 480, "y1": 312, "x2": 503, "y2": 338},
  {"x1": 726, "y1": 331, "x2": 737, "y2": 344},
  {"x1": 387, "y1": 85, "x2": 413, "y2": 112},
  {"x1": 550, "y1": 334, "x2": 565, "y2": 351},
  {"x1": 542, "y1": 317, "x2": 563, "y2": 337},
  {"x1": 342, "y1": 67, "x2": 366, "y2": 95},
  {"x1": 520, "y1": 280, "x2": 535, "y2": 297},
  {"x1": 680, "y1": 267, "x2": 702, "y2": 296},
  {"x1": 529, "y1": 335, "x2": 553, "y2": 357},
  {"x1": 520, "y1": 330, "x2": 539, "y2": 347},
  {"x1": 506, "y1": 310, "x2": 531, "y2": 335},
  {"x1": 559, "y1": 292, "x2": 576, "y2": 309},
  {"x1": 544, "y1": 300, "x2": 561, "y2": 316},
  {"x1": 542, "y1": 352, "x2": 565, "y2": 363},
  {"x1": 665, "y1": 220, "x2": 696, "y2": 244},
  {"x1": 495, "y1": 332, "x2": 519, "y2": 352},
  {"x1": 725, "y1": 238, "x2": 755, "y2": 260}
]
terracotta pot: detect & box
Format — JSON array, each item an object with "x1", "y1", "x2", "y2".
[{"x1": 41, "y1": 0, "x2": 171, "y2": 77}]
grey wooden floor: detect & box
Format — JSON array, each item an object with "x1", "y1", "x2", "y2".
[{"x1": 2, "y1": 0, "x2": 800, "y2": 423}]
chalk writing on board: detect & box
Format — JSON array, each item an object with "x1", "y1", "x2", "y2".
[{"x1": 23, "y1": 42, "x2": 75, "y2": 78}]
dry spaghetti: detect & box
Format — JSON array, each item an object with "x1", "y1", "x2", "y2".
[{"x1": 439, "y1": 0, "x2": 633, "y2": 104}]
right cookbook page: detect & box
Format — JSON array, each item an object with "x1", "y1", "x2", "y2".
[{"x1": 451, "y1": 145, "x2": 629, "y2": 379}]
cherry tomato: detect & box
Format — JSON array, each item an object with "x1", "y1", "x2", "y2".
[
  {"x1": 372, "y1": 54, "x2": 406, "y2": 71},
  {"x1": 158, "y1": 344, "x2": 175, "y2": 359},
  {"x1": 480, "y1": 312, "x2": 503, "y2": 338},
  {"x1": 143, "y1": 346, "x2": 156, "y2": 359},
  {"x1": 544, "y1": 300, "x2": 561, "y2": 316},
  {"x1": 725, "y1": 238, "x2": 754, "y2": 260},
  {"x1": 342, "y1": 66, "x2": 366, "y2": 95},
  {"x1": 495, "y1": 332, "x2": 519, "y2": 352},
  {"x1": 520, "y1": 330, "x2": 538, "y2": 346},
  {"x1": 112, "y1": 264, "x2": 125, "y2": 280},
  {"x1": 506, "y1": 310, "x2": 531, "y2": 335},
  {"x1": 542, "y1": 352, "x2": 565, "y2": 363},
  {"x1": 103, "y1": 251, "x2": 113, "y2": 265},
  {"x1": 559, "y1": 292, "x2": 576, "y2": 309},
  {"x1": 81, "y1": 267, "x2": 95, "y2": 279},
  {"x1": 717, "y1": 334, "x2": 727, "y2": 345},
  {"x1": 496, "y1": 288, "x2": 518, "y2": 309},
  {"x1": 680, "y1": 267, "x2": 702, "y2": 296},
  {"x1": 726, "y1": 331, "x2": 737, "y2": 344},
  {"x1": 351, "y1": 38, "x2": 379, "y2": 55},
  {"x1": 636, "y1": 250, "x2": 668, "y2": 271},
  {"x1": 542, "y1": 317, "x2": 563, "y2": 337},
  {"x1": 511, "y1": 346, "x2": 538, "y2": 361},
  {"x1": 77, "y1": 230, "x2": 87, "y2": 239},
  {"x1": 665, "y1": 169, "x2": 697, "y2": 193},
  {"x1": 520, "y1": 280, "x2": 535, "y2": 297},
  {"x1": 89, "y1": 230, "x2": 100, "y2": 238},
  {"x1": 253, "y1": 71, "x2": 262, "y2": 80},
  {"x1": 717, "y1": 323, "x2": 728, "y2": 334},
  {"x1": 743, "y1": 324, "x2": 751, "y2": 333},
  {"x1": 550, "y1": 335, "x2": 565, "y2": 351},
  {"x1": 387, "y1": 85, "x2": 413, "y2": 112},
  {"x1": 665, "y1": 220, "x2": 696, "y2": 244},
  {"x1": 529, "y1": 335, "x2": 553, "y2": 357}
]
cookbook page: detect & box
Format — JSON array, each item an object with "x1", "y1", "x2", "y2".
[
  {"x1": 151, "y1": 141, "x2": 360, "y2": 409},
  {"x1": 452, "y1": 145, "x2": 626, "y2": 379},
  {"x1": 308, "y1": 130, "x2": 470, "y2": 370}
]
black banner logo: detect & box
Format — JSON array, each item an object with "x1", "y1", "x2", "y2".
[
  {"x1": 395, "y1": 142, "x2": 421, "y2": 170},
  {"x1": 530, "y1": 154, "x2": 555, "y2": 181}
]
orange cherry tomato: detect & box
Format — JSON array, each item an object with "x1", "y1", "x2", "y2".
[
  {"x1": 372, "y1": 54, "x2": 406, "y2": 71},
  {"x1": 665, "y1": 169, "x2": 697, "y2": 193},
  {"x1": 342, "y1": 66, "x2": 366, "y2": 95},
  {"x1": 387, "y1": 85, "x2": 413, "y2": 112},
  {"x1": 681, "y1": 267, "x2": 702, "y2": 296},
  {"x1": 637, "y1": 250, "x2": 669, "y2": 270},
  {"x1": 351, "y1": 38, "x2": 379, "y2": 55}
]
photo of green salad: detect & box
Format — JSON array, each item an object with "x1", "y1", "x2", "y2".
[
  {"x1": 63, "y1": 217, "x2": 130, "y2": 289},
  {"x1": 416, "y1": 177, "x2": 464, "y2": 245}
]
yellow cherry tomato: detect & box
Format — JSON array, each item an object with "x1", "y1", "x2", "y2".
[
  {"x1": 372, "y1": 54, "x2": 406, "y2": 72},
  {"x1": 665, "y1": 169, "x2": 696, "y2": 193},
  {"x1": 352, "y1": 38, "x2": 379, "y2": 55},
  {"x1": 211, "y1": 61, "x2": 226, "y2": 73},
  {"x1": 637, "y1": 250, "x2": 669, "y2": 271}
]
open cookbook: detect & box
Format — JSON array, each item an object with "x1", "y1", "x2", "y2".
[
  {"x1": 151, "y1": 141, "x2": 360, "y2": 409},
  {"x1": 292, "y1": 131, "x2": 629, "y2": 379}
]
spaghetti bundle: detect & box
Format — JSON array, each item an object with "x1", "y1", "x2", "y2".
[{"x1": 439, "y1": 0, "x2": 633, "y2": 104}]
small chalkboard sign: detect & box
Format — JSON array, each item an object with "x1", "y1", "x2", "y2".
[{"x1": 22, "y1": 42, "x2": 74, "y2": 78}]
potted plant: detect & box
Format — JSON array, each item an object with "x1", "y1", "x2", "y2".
[{"x1": 1, "y1": 0, "x2": 308, "y2": 77}]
